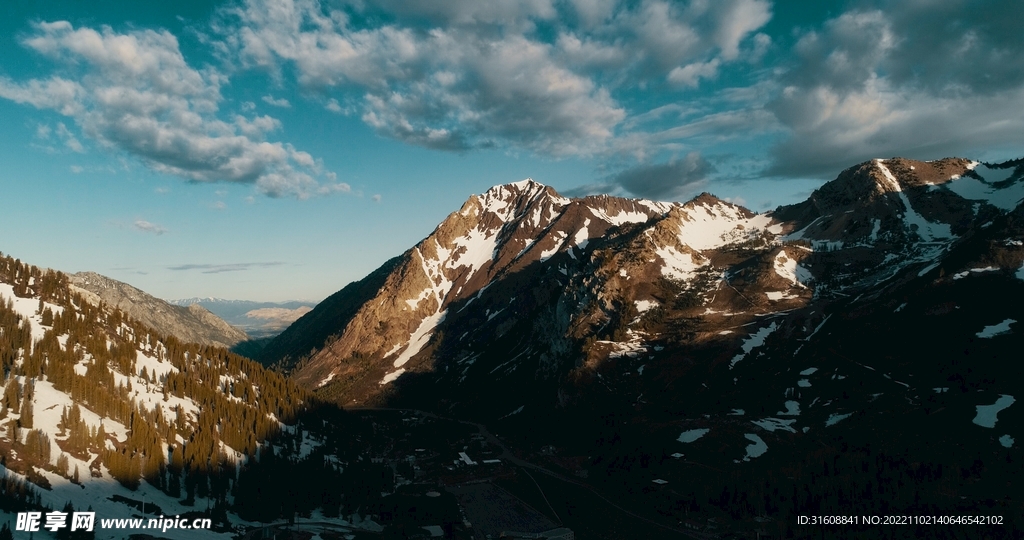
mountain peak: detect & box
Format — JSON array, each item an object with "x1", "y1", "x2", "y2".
[
  {"x1": 507, "y1": 177, "x2": 543, "y2": 190},
  {"x1": 480, "y1": 178, "x2": 558, "y2": 204}
]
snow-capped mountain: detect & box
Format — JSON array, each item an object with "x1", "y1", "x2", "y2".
[
  {"x1": 263, "y1": 158, "x2": 1022, "y2": 408},
  {"x1": 262, "y1": 179, "x2": 779, "y2": 389},
  {"x1": 258, "y1": 158, "x2": 1022, "y2": 518}
]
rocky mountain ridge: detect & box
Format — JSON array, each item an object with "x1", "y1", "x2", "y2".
[
  {"x1": 69, "y1": 272, "x2": 249, "y2": 349},
  {"x1": 253, "y1": 155, "x2": 1023, "y2": 531},
  {"x1": 260, "y1": 156, "x2": 1023, "y2": 427}
]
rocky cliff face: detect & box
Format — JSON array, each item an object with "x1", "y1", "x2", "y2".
[
  {"x1": 282, "y1": 180, "x2": 682, "y2": 389},
  {"x1": 69, "y1": 271, "x2": 249, "y2": 348}
]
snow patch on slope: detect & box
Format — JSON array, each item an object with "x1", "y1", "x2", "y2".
[
  {"x1": 589, "y1": 206, "x2": 653, "y2": 227},
  {"x1": 380, "y1": 368, "x2": 406, "y2": 385},
  {"x1": 752, "y1": 418, "x2": 796, "y2": 433},
  {"x1": 973, "y1": 395, "x2": 1015, "y2": 428},
  {"x1": 876, "y1": 160, "x2": 954, "y2": 241},
  {"x1": 678, "y1": 428, "x2": 710, "y2": 443},
  {"x1": 393, "y1": 310, "x2": 447, "y2": 368},
  {"x1": 574, "y1": 218, "x2": 592, "y2": 250},
  {"x1": 448, "y1": 226, "x2": 501, "y2": 278},
  {"x1": 742, "y1": 434, "x2": 768, "y2": 461},
  {"x1": 976, "y1": 319, "x2": 1015, "y2": 338},
  {"x1": 676, "y1": 204, "x2": 772, "y2": 250},
  {"x1": 773, "y1": 250, "x2": 810, "y2": 288},
  {"x1": 656, "y1": 246, "x2": 702, "y2": 281},
  {"x1": 825, "y1": 413, "x2": 853, "y2": 427},
  {"x1": 729, "y1": 322, "x2": 778, "y2": 369},
  {"x1": 946, "y1": 164, "x2": 1024, "y2": 211}
]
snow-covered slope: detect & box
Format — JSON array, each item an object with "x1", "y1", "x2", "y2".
[{"x1": 0, "y1": 257, "x2": 309, "y2": 539}]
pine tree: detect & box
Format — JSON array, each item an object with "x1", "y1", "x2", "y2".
[
  {"x1": 59, "y1": 406, "x2": 69, "y2": 436},
  {"x1": 19, "y1": 381, "x2": 34, "y2": 429},
  {"x1": 5, "y1": 418, "x2": 17, "y2": 442},
  {"x1": 1, "y1": 379, "x2": 18, "y2": 412},
  {"x1": 70, "y1": 506, "x2": 96, "y2": 540},
  {"x1": 57, "y1": 501, "x2": 74, "y2": 540}
]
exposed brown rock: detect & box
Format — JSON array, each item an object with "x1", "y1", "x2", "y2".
[{"x1": 69, "y1": 272, "x2": 248, "y2": 348}]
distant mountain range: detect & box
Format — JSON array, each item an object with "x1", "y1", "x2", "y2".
[
  {"x1": 168, "y1": 298, "x2": 314, "y2": 337},
  {"x1": 70, "y1": 272, "x2": 249, "y2": 348}
]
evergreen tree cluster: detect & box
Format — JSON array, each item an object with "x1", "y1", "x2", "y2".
[
  {"x1": 0, "y1": 255, "x2": 69, "y2": 302},
  {"x1": 56, "y1": 500, "x2": 96, "y2": 540},
  {"x1": 0, "y1": 252, "x2": 312, "y2": 498},
  {"x1": 0, "y1": 471, "x2": 42, "y2": 513}
]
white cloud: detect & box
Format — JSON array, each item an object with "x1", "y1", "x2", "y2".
[
  {"x1": 132, "y1": 219, "x2": 168, "y2": 235},
  {"x1": 55, "y1": 123, "x2": 85, "y2": 152},
  {"x1": 32, "y1": 121, "x2": 85, "y2": 153},
  {"x1": 711, "y1": 0, "x2": 772, "y2": 61},
  {"x1": 261, "y1": 94, "x2": 291, "y2": 107},
  {"x1": 0, "y1": 76, "x2": 84, "y2": 116},
  {"x1": 568, "y1": 0, "x2": 617, "y2": 28},
  {"x1": 168, "y1": 261, "x2": 283, "y2": 273},
  {"x1": 223, "y1": 0, "x2": 628, "y2": 155},
  {"x1": 668, "y1": 59, "x2": 721, "y2": 87},
  {"x1": 564, "y1": 151, "x2": 714, "y2": 200},
  {"x1": 0, "y1": 21, "x2": 339, "y2": 199}
]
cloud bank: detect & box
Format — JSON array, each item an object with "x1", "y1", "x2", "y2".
[
  {"x1": 218, "y1": 0, "x2": 773, "y2": 156},
  {"x1": 0, "y1": 21, "x2": 345, "y2": 198},
  {"x1": 4, "y1": 0, "x2": 1022, "y2": 198},
  {"x1": 768, "y1": 0, "x2": 1024, "y2": 177},
  {"x1": 167, "y1": 262, "x2": 285, "y2": 273}
]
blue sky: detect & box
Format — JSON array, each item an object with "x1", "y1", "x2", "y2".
[{"x1": 1, "y1": 0, "x2": 1021, "y2": 302}]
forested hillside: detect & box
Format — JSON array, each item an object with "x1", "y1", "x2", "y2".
[{"x1": 0, "y1": 255, "x2": 385, "y2": 536}]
